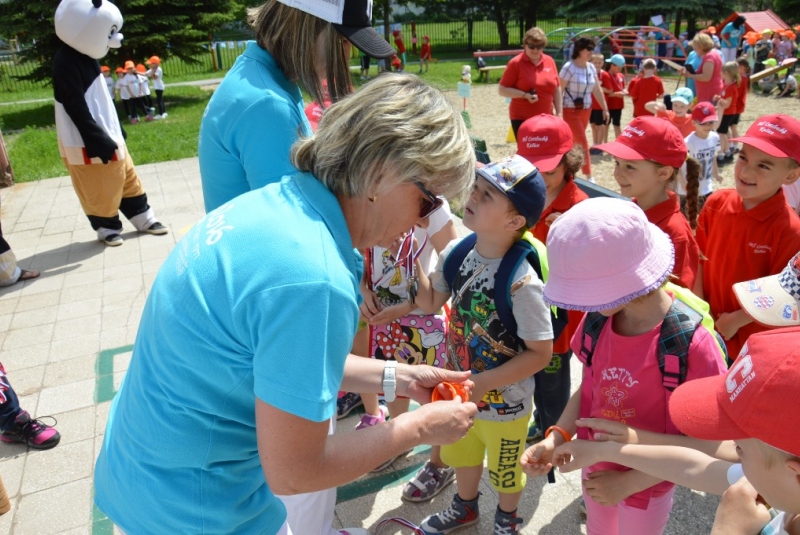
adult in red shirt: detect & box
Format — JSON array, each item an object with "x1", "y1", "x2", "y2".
[
  {"x1": 499, "y1": 27, "x2": 562, "y2": 139},
  {"x1": 682, "y1": 32, "x2": 723, "y2": 104},
  {"x1": 515, "y1": 113, "x2": 588, "y2": 441}
]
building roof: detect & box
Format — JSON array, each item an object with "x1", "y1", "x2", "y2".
[{"x1": 718, "y1": 10, "x2": 790, "y2": 34}]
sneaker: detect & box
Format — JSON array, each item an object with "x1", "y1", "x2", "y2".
[
  {"x1": 142, "y1": 222, "x2": 169, "y2": 235},
  {"x1": 494, "y1": 507, "x2": 523, "y2": 535},
  {"x1": 420, "y1": 493, "x2": 480, "y2": 534},
  {"x1": 154, "y1": 114, "x2": 163, "y2": 120},
  {"x1": 586, "y1": 176, "x2": 596, "y2": 184},
  {"x1": 716, "y1": 154, "x2": 726, "y2": 165},
  {"x1": 103, "y1": 234, "x2": 123, "y2": 246},
  {"x1": 355, "y1": 405, "x2": 387, "y2": 430},
  {"x1": 0, "y1": 411, "x2": 60, "y2": 450},
  {"x1": 339, "y1": 529, "x2": 369, "y2": 535},
  {"x1": 130, "y1": 117, "x2": 139, "y2": 124},
  {"x1": 336, "y1": 392, "x2": 363, "y2": 419},
  {"x1": 402, "y1": 461, "x2": 456, "y2": 502},
  {"x1": 526, "y1": 421, "x2": 543, "y2": 443},
  {"x1": 145, "y1": 115, "x2": 154, "y2": 122},
  {"x1": 161, "y1": 112, "x2": 168, "y2": 118},
  {"x1": 724, "y1": 151, "x2": 734, "y2": 161}
]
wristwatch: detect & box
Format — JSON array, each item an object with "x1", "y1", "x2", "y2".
[{"x1": 383, "y1": 361, "x2": 397, "y2": 402}]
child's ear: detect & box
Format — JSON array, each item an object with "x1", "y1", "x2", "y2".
[
  {"x1": 506, "y1": 213, "x2": 528, "y2": 233},
  {"x1": 657, "y1": 165, "x2": 674, "y2": 183},
  {"x1": 784, "y1": 163, "x2": 800, "y2": 186},
  {"x1": 785, "y1": 458, "x2": 800, "y2": 486}
]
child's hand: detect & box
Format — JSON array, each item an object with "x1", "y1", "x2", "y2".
[
  {"x1": 545, "y1": 212, "x2": 562, "y2": 226},
  {"x1": 575, "y1": 418, "x2": 640, "y2": 444},
  {"x1": 582, "y1": 470, "x2": 640, "y2": 506},
  {"x1": 367, "y1": 302, "x2": 409, "y2": 326},
  {"x1": 716, "y1": 311, "x2": 743, "y2": 340},
  {"x1": 520, "y1": 436, "x2": 557, "y2": 477},
  {"x1": 554, "y1": 439, "x2": 615, "y2": 473},
  {"x1": 359, "y1": 288, "x2": 383, "y2": 320},
  {"x1": 710, "y1": 478, "x2": 772, "y2": 535}
]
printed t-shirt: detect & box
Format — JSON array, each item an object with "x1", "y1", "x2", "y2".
[
  {"x1": 432, "y1": 239, "x2": 553, "y2": 422},
  {"x1": 682, "y1": 132, "x2": 720, "y2": 196},
  {"x1": 656, "y1": 110, "x2": 694, "y2": 137},
  {"x1": 629, "y1": 76, "x2": 664, "y2": 117},
  {"x1": 94, "y1": 173, "x2": 363, "y2": 534},
  {"x1": 721, "y1": 22, "x2": 742, "y2": 49},
  {"x1": 638, "y1": 191, "x2": 699, "y2": 290},
  {"x1": 696, "y1": 189, "x2": 800, "y2": 357},
  {"x1": 720, "y1": 82, "x2": 739, "y2": 115},
  {"x1": 501, "y1": 53, "x2": 560, "y2": 120},
  {"x1": 604, "y1": 71, "x2": 626, "y2": 110},
  {"x1": 199, "y1": 42, "x2": 312, "y2": 212},
  {"x1": 571, "y1": 306, "x2": 727, "y2": 508}
]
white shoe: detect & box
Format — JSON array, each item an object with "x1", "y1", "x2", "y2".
[
  {"x1": 586, "y1": 176, "x2": 596, "y2": 184},
  {"x1": 154, "y1": 114, "x2": 163, "y2": 120},
  {"x1": 161, "y1": 112, "x2": 168, "y2": 118}
]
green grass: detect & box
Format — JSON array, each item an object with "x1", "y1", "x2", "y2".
[{"x1": 5, "y1": 85, "x2": 212, "y2": 182}]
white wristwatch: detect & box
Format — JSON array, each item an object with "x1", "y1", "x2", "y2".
[{"x1": 382, "y1": 361, "x2": 397, "y2": 402}]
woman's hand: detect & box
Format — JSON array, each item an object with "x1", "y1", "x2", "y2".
[
  {"x1": 396, "y1": 364, "x2": 474, "y2": 405},
  {"x1": 575, "y1": 418, "x2": 640, "y2": 444},
  {"x1": 524, "y1": 92, "x2": 539, "y2": 104},
  {"x1": 403, "y1": 399, "x2": 477, "y2": 445}
]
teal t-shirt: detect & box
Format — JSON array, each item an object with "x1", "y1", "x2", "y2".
[
  {"x1": 199, "y1": 41, "x2": 312, "y2": 212},
  {"x1": 721, "y1": 22, "x2": 742, "y2": 49},
  {"x1": 94, "y1": 173, "x2": 362, "y2": 534}
]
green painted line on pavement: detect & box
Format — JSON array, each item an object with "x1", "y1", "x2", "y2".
[
  {"x1": 92, "y1": 503, "x2": 113, "y2": 535},
  {"x1": 336, "y1": 446, "x2": 431, "y2": 504},
  {"x1": 94, "y1": 344, "x2": 133, "y2": 403}
]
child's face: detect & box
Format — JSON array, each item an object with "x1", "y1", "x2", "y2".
[
  {"x1": 736, "y1": 439, "x2": 800, "y2": 514},
  {"x1": 103, "y1": 71, "x2": 110, "y2": 77},
  {"x1": 462, "y1": 177, "x2": 523, "y2": 234},
  {"x1": 693, "y1": 120, "x2": 715, "y2": 137},
  {"x1": 540, "y1": 164, "x2": 568, "y2": 193},
  {"x1": 613, "y1": 157, "x2": 667, "y2": 199},
  {"x1": 735, "y1": 144, "x2": 800, "y2": 209},
  {"x1": 591, "y1": 56, "x2": 604, "y2": 71},
  {"x1": 738, "y1": 65, "x2": 748, "y2": 76},
  {"x1": 672, "y1": 101, "x2": 689, "y2": 116}
]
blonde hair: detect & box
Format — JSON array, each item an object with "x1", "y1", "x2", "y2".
[
  {"x1": 692, "y1": 33, "x2": 714, "y2": 53},
  {"x1": 642, "y1": 58, "x2": 657, "y2": 70},
  {"x1": 524, "y1": 27, "x2": 547, "y2": 47},
  {"x1": 292, "y1": 74, "x2": 475, "y2": 205},
  {"x1": 248, "y1": 0, "x2": 351, "y2": 105},
  {"x1": 722, "y1": 61, "x2": 742, "y2": 84}
]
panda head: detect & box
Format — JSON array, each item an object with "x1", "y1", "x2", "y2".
[{"x1": 55, "y1": 0, "x2": 124, "y2": 59}]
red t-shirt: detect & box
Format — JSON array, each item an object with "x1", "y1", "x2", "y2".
[
  {"x1": 629, "y1": 75, "x2": 664, "y2": 117},
  {"x1": 696, "y1": 189, "x2": 800, "y2": 357},
  {"x1": 655, "y1": 110, "x2": 695, "y2": 137},
  {"x1": 500, "y1": 53, "x2": 560, "y2": 120},
  {"x1": 394, "y1": 36, "x2": 406, "y2": 54},
  {"x1": 420, "y1": 43, "x2": 431, "y2": 60},
  {"x1": 592, "y1": 70, "x2": 611, "y2": 110},
  {"x1": 531, "y1": 180, "x2": 589, "y2": 354},
  {"x1": 604, "y1": 71, "x2": 626, "y2": 110},
  {"x1": 734, "y1": 76, "x2": 748, "y2": 114},
  {"x1": 638, "y1": 192, "x2": 699, "y2": 290},
  {"x1": 720, "y1": 82, "x2": 739, "y2": 116}
]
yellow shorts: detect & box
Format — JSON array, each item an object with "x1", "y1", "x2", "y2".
[{"x1": 440, "y1": 415, "x2": 528, "y2": 493}]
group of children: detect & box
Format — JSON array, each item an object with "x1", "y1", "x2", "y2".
[
  {"x1": 335, "y1": 97, "x2": 800, "y2": 533},
  {"x1": 101, "y1": 56, "x2": 167, "y2": 124}
]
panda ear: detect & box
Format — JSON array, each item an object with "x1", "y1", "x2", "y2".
[{"x1": 92, "y1": 0, "x2": 102, "y2": 8}]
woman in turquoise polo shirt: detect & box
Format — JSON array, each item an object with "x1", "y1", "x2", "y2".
[
  {"x1": 95, "y1": 74, "x2": 478, "y2": 535},
  {"x1": 198, "y1": 0, "x2": 395, "y2": 213}
]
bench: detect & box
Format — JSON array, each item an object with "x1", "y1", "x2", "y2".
[{"x1": 472, "y1": 50, "x2": 520, "y2": 82}]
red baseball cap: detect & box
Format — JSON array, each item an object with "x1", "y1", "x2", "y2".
[
  {"x1": 516, "y1": 114, "x2": 574, "y2": 172},
  {"x1": 730, "y1": 114, "x2": 800, "y2": 165},
  {"x1": 595, "y1": 116, "x2": 687, "y2": 169},
  {"x1": 669, "y1": 327, "x2": 800, "y2": 457},
  {"x1": 691, "y1": 101, "x2": 718, "y2": 124}
]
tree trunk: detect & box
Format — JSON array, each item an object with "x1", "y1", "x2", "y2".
[
  {"x1": 382, "y1": 0, "x2": 391, "y2": 43},
  {"x1": 687, "y1": 16, "x2": 697, "y2": 38},
  {"x1": 492, "y1": 3, "x2": 510, "y2": 49},
  {"x1": 674, "y1": 9, "x2": 683, "y2": 37},
  {"x1": 611, "y1": 13, "x2": 627, "y2": 27},
  {"x1": 521, "y1": 0, "x2": 538, "y2": 32}
]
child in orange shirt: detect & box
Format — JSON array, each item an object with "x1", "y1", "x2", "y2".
[
  {"x1": 715, "y1": 61, "x2": 740, "y2": 164},
  {"x1": 597, "y1": 115, "x2": 701, "y2": 290},
  {"x1": 644, "y1": 86, "x2": 695, "y2": 137},
  {"x1": 516, "y1": 113, "x2": 588, "y2": 442},
  {"x1": 728, "y1": 57, "x2": 750, "y2": 154},
  {"x1": 695, "y1": 114, "x2": 800, "y2": 358},
  {"x1": 628, "y1": 59, "x2": 664, "y2": 118}
]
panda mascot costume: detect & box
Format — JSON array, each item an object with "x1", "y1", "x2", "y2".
[{"x1": 53, "y1": 0, "x2": 168, "y2": 246}]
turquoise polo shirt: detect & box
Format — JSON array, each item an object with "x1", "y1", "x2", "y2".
[
  {"x1": 199, "y1": 41, "x2": 312, "y2": 212},
  {"x1": 94, "y1": 173, "x2": 362, "y2": 534}
]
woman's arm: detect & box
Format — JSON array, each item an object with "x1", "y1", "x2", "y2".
[
  {"x1": 690, "y1": 59, "x2": 715, "y2": 83},
  {"x1": 554, "y1": 85, "x2": 563, "y2": 115},
  {"x1": 498, "y1": 84, "x2": 534, "y2": 101}
]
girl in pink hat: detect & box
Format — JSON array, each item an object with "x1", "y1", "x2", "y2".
[
  {"x1": 520, "y1": 198, "x2": 727, "y2": 535},
  {"x1": 595, "y1": 116, "x2": 702, "y2": 291}
]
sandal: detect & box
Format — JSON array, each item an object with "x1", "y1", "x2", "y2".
[
  {"x1": 17, "y1": 269, "x2": 40, "y2": 282},
  {"x1": 401, "y1": 460, "x2": 455, "y2": 502}
]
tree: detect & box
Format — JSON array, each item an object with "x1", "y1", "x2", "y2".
[
  {"x1": 0, "y1": 0, "x2": 238, "y2": 85},
  {"x1": 414, "y1": 0, "x2": 520, "y2": 49},
  {"x1": 773, "y1": 0, "x2": 799, "y2": 21}
]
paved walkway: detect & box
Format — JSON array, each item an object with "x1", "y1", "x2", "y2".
[{"x1": 0, "y1": 158, "x2": 720, "y2": 534}]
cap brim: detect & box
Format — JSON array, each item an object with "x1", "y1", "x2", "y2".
[
  {"x1": 335, "y1": 25, "x2": 395, "y2": 59},
  {"x1": 672, "y1": 98, "x2": 690, "y2": 105},
  {"x1": 728, "y1": 136, "x2": 790, "y2": 159},
  {"x1": 733, "y1": 275, "x2": 800, "y2": 327},
  {"x1": 594, "y1": 141, "x2": 646, "y2": 162},
  {"x1": 517, "y1": 152, "x2": 563, "y2": 173},
  {"x1": 696, "y1": 116, "x2": 718, "y2": 124},
  {"x1": 668, "y1": 374, "x2": 750, "y2": 441}
]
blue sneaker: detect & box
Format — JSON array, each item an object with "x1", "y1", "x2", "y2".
[
  {"x1": 336, "y1": 392, "x2": 363, "y2": 419},
  {"x1": 526, "y1": 420, "x2": 543, "y2": 443},
  {"x1": 420, "y1": 493, "x2": 480, "y2": 534},
  {"x1": 494, "y1": 507, "x2": 522, "y2": 535}
]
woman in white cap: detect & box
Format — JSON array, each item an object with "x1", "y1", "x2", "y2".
[{"x1": 199, "y1": 0, "x2": 395, "y2": 213}]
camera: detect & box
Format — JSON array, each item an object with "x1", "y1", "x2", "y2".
[{"x1": 573, "y1": 97, "x2": 585, "y2": 109}]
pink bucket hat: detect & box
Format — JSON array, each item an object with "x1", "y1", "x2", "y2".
[{"x1": 543, "y1": 198, "x2": 675, "y2": 311}]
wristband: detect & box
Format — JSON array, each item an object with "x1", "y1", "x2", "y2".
[
  {"x1": 382, "y1": 361, "x2": 397, "y2": 402},
  {"x1": 544, "y1": 425, "x2": 571, "y2": 444}
]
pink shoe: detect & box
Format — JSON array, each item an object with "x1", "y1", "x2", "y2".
[{"x1": 355, "y1": 405, "x2": 387, "y2": 430}]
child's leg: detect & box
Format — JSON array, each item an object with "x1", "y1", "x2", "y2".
[
  {"x1": 453, "y1": 465, "x2": 483, "y2": 500},
  {"x1": 617, "y1": 487, "x2": 674, "y2": 535},
  {"x1": 0, "y1": 363, "x2": 60, "y2": 449},
  {"x1": 0, "y1": 366, "x2": 23, "y2": 432},
  {"x1": 729, "y1": 121, "x2": 739, "y2": 151},
  {"x1": 591, "y1": 123, "x2": 600, "y2": 146},
  {"x1": 719, "y1": 133, "x2": 729, "y2": 157},
  {"x1": 156, "y1": 90, "x2": 166, "y2": 116},
  {"x1": 360, "y1": 392, "x2": 382, "y2": 417},
  {"x1": 583, "y1": 483, "x2": 620, "y2": 535}
]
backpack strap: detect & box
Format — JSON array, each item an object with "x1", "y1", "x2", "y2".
[
  {"x1": 578, "y1": 312, "x2": 610, "y2": 368},
  {"x1": 657, "y1": 299, "x2": 702, "y2": 392},
  {"x1": 495, "y1": 239, "x2": 541, "y2": 345},
  {"x1": 442, "y1": 233, "x2": 477, "y2": 291}
]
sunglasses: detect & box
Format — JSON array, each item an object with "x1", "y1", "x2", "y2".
[
  {"x1": 525, "y1": 43, "x2": 545, "y2": 50},
  {"x1": 414, "y1": 181, "x2": 444, "y2": 219}
]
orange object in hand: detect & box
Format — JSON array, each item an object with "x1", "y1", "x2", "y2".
[{"x1": 431, "y1": 382, "x2": 469, "y2": 402}]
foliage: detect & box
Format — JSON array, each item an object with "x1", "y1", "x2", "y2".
[
  {"x1": 773, "y1": 0, "x2": 800, "y2": 22},
  {"x1": 0, "y1": 0, "x2": 239, "y2": 85}
]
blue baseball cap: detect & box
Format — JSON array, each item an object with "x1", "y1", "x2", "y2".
[
  {"x1": 475, "y1": 155, "x2": 546, "y2": 227},
  {"x1": 607, "y1": 54, "x2": 626, "y2": 67},
  {"x1": 672, "y1": 87, "x2": 694, "y2": 106}
]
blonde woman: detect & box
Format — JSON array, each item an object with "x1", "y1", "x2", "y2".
[{"x1": 681, "y1": 32, "x2": 724, "y2": 105}]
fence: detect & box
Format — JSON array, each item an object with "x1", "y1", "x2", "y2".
[{"x1": 0, "y1": 16, "x2": 612, "y2": 93}]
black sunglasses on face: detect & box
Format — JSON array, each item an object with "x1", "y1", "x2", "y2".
[
  {"x1": 414, "y1": 181, "x2": 444, "y2": 218},
  {"x1": 525, "y1": 43, "x2": 545, "y2": 50}
]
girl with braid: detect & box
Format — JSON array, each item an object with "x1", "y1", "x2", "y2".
[{"x1": 596, "y1": 116, "x2": 701, "y2": 290}]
